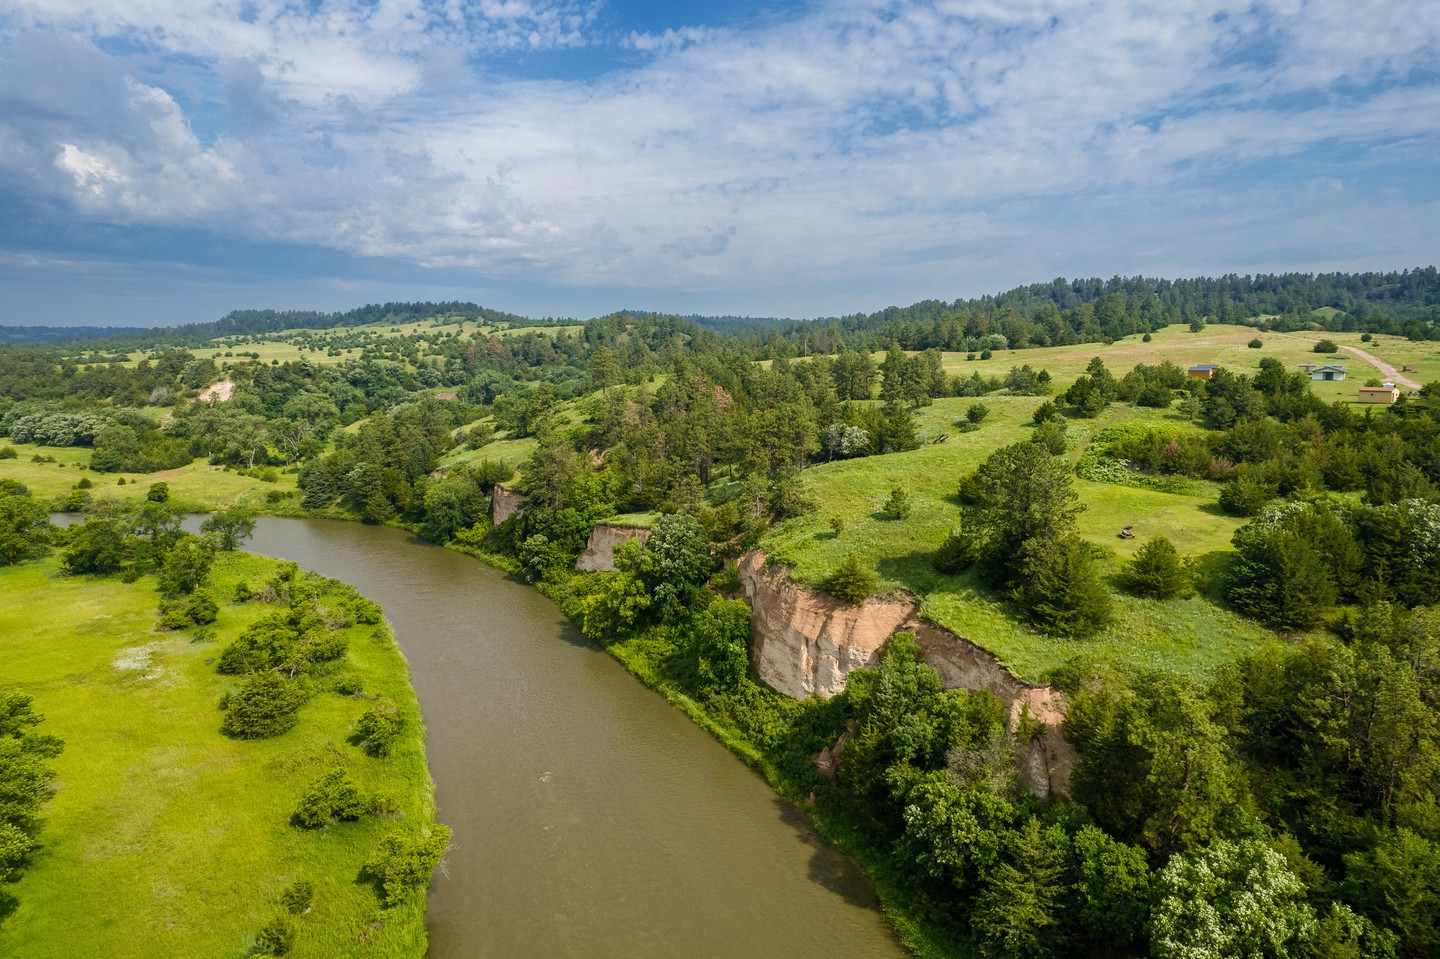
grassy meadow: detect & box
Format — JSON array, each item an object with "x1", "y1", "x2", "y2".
[
  {"x1": 0, "y1": 440, "x2": 303, "y2": 513},
  {"x1": 0, "y1": 552, "x2": 435, "y2": 959}
]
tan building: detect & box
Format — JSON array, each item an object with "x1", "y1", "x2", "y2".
[
  {"x1": 1187, "y1": 364, "x2": 1220, "y2": 380},
  {"x1": 1358, "y1": 385, "x2": 1400, "y2": 404}
]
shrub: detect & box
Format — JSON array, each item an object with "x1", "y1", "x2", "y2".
[
  {"x1": 933, "y1": 526, "x2": 979, "y2": 574},
  {"x1": 829, "y1": 516, "x2": 845, "y2": 537},
  {"x1": 824, "y1": 553, "x2": 877, "y2": 604},
  {"x1": 1314, "y1": 339, "x2": 1339, "y2": 354},
  {"x1": 1142, "y1": 332, "x2": 1153, "y2": 342},
  {"x1": 980, "y1": 348, "x2": 993, "y2": 360},
  {"x1": 279, "y1": 880, "x2": 313, "y2": 915},
  {"x1": 364, "y1": 826, "x2": 453, "y2": 906},
  {"x1": 884, "y1": 487, "x2": 912, "y2": 520},
  {"x1": 253, "y1": 914, "x2": 297, "y2": 955},
  {"x1": 221, "y1": 672, "x2": 307, "y2": 739},
  {"x1": 146, "y1": 482, "x2": 170, "y2": 503},
  {"x1": 1031, "y1": 400, "x2": 1060, "y2": 424},
  {"x1": 1218, "y1": 473, "x2": 1276, "y2": 517},
  {"x1": 0, "y1": 446, "x2": 14, "y2": 460},
  {"x1": 1248, "y1": 338, "x2": 1263, "y2": 349},
  {"x1": 1123, "y1": 536, "x2": 1194, "y2": 599},
  {"x1": 75, "y1": 477, "x2": 92, "y2": 489},
  {"x1": 1032, "y1": 420, "x2": 1068, "y2": 455},
  {"x1": 1361, "y1": 333, "x2": 1372, "y2": 342},
  {"x1": 334, "y1": 674, "x2": 365, "y2": 696},
  {"x1": 292, "y1": 770, "x2": 368, "y2": 828},
  {"x1": 965, "y1": 403, "x2": 990, "y2": 425},
  {"x1": 354, "y1": 700, "x2": 406, "y2": 757}
]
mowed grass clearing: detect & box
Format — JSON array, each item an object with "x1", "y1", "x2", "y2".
[
  {"x1": 761, "y1": 394, "x2": 1275, "y2": 682},
  {"x1": 0, "y1": 552, "x2": 435, "y2": 959}
]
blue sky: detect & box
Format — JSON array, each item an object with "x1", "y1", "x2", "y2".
[{"x1": 0, "y1": 0, "x2": 1437, "y2": 327}]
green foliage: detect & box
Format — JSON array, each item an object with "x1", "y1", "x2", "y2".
[
  {"x1": 823, "y1": 552, "x2": 877, "y2": 604},
  {"x1": 1315, "y1": 339, "x2": 1340, "y2": 353},
  {"x1": 1344, "y1": 828, "x2": 1440, "y2": 956},
  {"x1": 1219, "y1": 470, "x2": 1277, "y2": 516},
  {"x1": 279, "y1": 879, "x2": 313, "y2": 915},
  {"x1": 217, "y1": 604, "x2": 347, "y2": 676},
  {"x1": 1250, "y1": 337, "x2": 1265, "y2": 348},
  {"x1": 966, "y1": 441, "x2": 1083, "y2": 590},
  {"x1": 630, "y1": 513, "x2": 714, "y2": 622},
  {"x1": 1030, "y1": 419, "x2": 1068, "y2": 454},
  {"x1": 1225, "y1": 501, "x2": 1361, "y2": 629},
  {"x1": 364, "y1": 825, "x2": 452, "y2": 907},
  {"x1": 0, "y1": 489, "x2": 51, "y2": 565},
  {"x1": 354, "y1": 700, "x2": 406, "y2": 758},
  {"x1": 884, "y1": 487, "x2": 912, "y2": 520},
  {"x1": 932, "y1": 524, "x2": 979, "y2": 575},
  {"x1": 157, "y1": 535, "x2": 216, "y2": 597},
  {"x1": 200, "y1": 505, "x2": 256, "y2": 551},
  {"x1": 221, "y1": 672, "x2": 308, "y2": 739},
  {"x1": 292, "y1": 769, "x2": 368, "y2": 828},
  {"x1": 1150, "y1": 839, "x2": 1315, "y2": 959},
  {"x1": 692, "y1": 599, "x2": 753, "y2": 693},
  {"x1": 0, "y1": 694, "x2": 62, "y2": 898},
  {"x1": 1123, "y1": 536, "x2": 1194, "y2": 599},
  {"x1": 1065, "y1": 668, "x2": 1242, "y2": 854},
  {"x1": 146, "y1": 482, "x2": 171, "y2": 503},
  {"x1": 253, "y1": 914, "x2": 297, "y2": 955},
  {"x1": 965, "y1": 402, "x2": 990, "y2": 424},
  {"x1": 971, "y1": 818, "x2": 1068, "y2": 958},
  {"x1": 1016, "y1": 536, "x2": 1113, "y2": 636}
]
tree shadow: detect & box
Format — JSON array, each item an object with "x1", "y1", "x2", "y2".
[
  {"x1": 0, "y1": 890, "x2": 16, "y2": 925},
  {"x1": 874, "y1": 550, "x2": 940, "y2": 591},
  {"x1": 1191, "y1": 550, "x2": 1234, "y2": 601},
  {"x1": 770, "y1": 800, "x2": 884, "y2": 910},
  {"x1": 1196, "y1": 500, "x2": 1234, "y2": 517}
]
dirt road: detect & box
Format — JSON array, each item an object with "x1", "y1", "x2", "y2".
[{"x1": 1340, "y1": 346, "x2": 1422, "y2": 390}]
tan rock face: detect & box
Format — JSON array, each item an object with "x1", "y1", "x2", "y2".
[
  {"x1": 575, "y1": 525, "x2": 652, "y2": 572},
  {"x1": 737, "y1": 550, "x2": 1077, "y2": 796},
  {"x1": 491, "y1": 485, "x2": 525, "y2": 526}
]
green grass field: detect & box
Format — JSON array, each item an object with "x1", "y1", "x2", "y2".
[
  {"x1": 0, "y1": 441, "x2": 302, "y2": 513},
  {"x1": 0, "y1": 552, "x2": 436, "y2": 959},
  {"x1": 761, "y1": 391, "x2": 1279, "y2": 682}
]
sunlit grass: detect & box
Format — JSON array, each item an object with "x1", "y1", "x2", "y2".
[{"x1": 0, "y1": 553, "x2": 435, "y2": 959}]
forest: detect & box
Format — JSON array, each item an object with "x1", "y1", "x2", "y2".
[{"x1": 2, "y1": 269, "x2": 1440, "y2": 957}]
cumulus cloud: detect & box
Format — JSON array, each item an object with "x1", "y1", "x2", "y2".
[{"x1": 0, "y1": 0, "x2": 1437, "y2": 319}]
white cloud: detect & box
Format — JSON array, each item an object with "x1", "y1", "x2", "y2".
[{"x1": 0, "y1": 0, "x2": 1437, "y2": 315}]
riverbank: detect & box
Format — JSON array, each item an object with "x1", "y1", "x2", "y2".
[{"x1": 0, "y1": 550, "x2": 436, "y2": 959}]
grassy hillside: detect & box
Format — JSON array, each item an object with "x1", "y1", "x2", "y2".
[{"x1": 0, "y1": 552, "x2": 436, "y2": 959}]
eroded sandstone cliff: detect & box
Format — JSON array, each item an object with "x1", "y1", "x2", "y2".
[
  {"x1": 736, "y1": 551, "x2": 1077, "y2": 796},
  {"x1": 575, "y1": 525, "x2": 652, "y2": 572}
]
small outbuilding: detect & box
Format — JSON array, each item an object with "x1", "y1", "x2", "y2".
[
  {"x1": 1310, "y1": 364, "x2": 1347, "y2": 381},
  {"x1": 1298, "y1": 362, "x2": 1319, "y2": 374},
  {"x1": 1358, "y1": 385, "x2": 1400, "y2": 404},
  {"x1": 1187, "y1": 364, "x2": 1221, "y2": 380}
]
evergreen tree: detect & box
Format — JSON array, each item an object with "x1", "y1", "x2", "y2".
[{"x1": 1124, "y1": 536, "x2": 1193, "y2": 599}]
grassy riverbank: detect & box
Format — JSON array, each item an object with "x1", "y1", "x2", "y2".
[{"x1": 0, "y1": 551, "x2": 436, "y2": 959}]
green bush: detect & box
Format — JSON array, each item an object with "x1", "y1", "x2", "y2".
[
  {"x1": 279, "y1": 880, "x2": 313, "y2": 915},
  {"x1": 1248, "y1": 338, "x2": 1263, "y2": 349},
  {"x1": 292, "y1": 770, "x2": 368, "y2": 828},
  {"x1": 1218, "y1": 473, "x2": 1276, "y2": 517},
  {"x1": 1122, "y1": 536, "x2": 1194, "y2": 599},
  {"x1": 932, "y1": 525, "x2": 979, "y2": 575},
  {"x1": 824, "y1": 553, "x2": 877, "y2": 604},
  {"x1": 1314, "y1": 339, "x2": 1339, "y2": 354},
  {"x1": 221, "y1": 672, "x2": 307, "y2": 739},
  {"x1": 253, "y1": 914, "x2": 297, "y2": 955},
  {"x1": 965, "y1": 402, "x2": 990, "y2": 424},
  {"x1": 883, "y1": 487, "x2": 912, "y2": 520},
  {"x1": 364, "y1": 826, "x2": 452, "y2": 906},
  {"x1": 354, "y1": 700, "x2": 406, "y2": 757}
]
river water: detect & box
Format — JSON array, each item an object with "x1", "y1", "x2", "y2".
[{"x1": 243, "y1": 518, "x2": 904, "y2": 959}]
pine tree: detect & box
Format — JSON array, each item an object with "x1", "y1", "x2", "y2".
[{"x1": 1124, "y1": 536, "x2": 1193, "y2": 599}]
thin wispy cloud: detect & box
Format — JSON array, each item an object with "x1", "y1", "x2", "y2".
[{"x1": 0, "y1": 0, "x2": 1436, "y2": 324}]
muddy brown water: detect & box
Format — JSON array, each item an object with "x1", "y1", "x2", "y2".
[{"x1": 243, "y1": 518, "x2": 904, "y2": 959}]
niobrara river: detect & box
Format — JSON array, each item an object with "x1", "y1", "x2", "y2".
[{"x1": 244, "y1": 518, "x2": 905, "y2": 959}]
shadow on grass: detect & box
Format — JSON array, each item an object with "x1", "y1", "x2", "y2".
[
  {"x1": 874, "y1": 551, "x2": 942, "y2": 594},
  {"x1": 1191, "y1": 550, "x2": 1234, "y2": 601},
  {"x1": 0, "y1": 890, "x2": 16, "y2": 925},
  {"x1": 1196, "y1": 500, "x2": 1238, "y2": 517}
]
